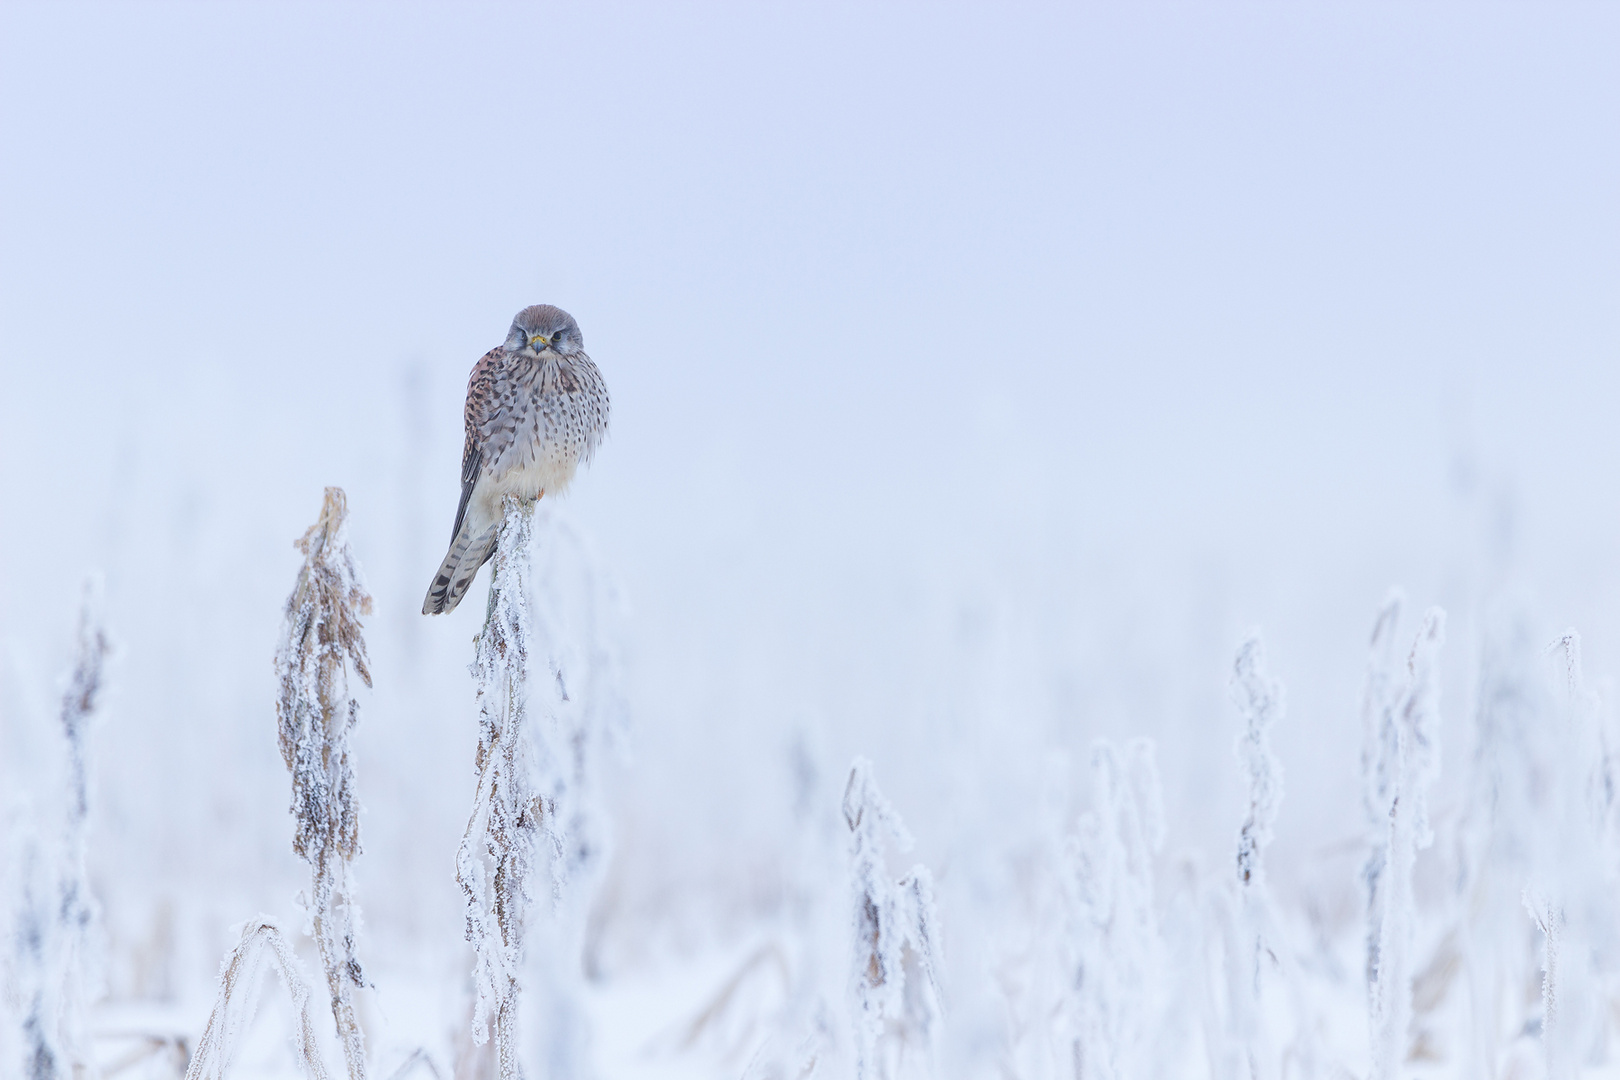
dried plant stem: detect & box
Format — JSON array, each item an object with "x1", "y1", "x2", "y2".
[
  {"x1": 185, "y1": 919, "x2": 330, "y2": 1080},
  {"x1": 58, "y1": 579, "x2": 111, "y2": 1076},
  {"x1": 842, "y1": 758, "x2": 942, "y2": 1080},
  {"x1": 313, "y1": 851, "x2": 367, "y2": 1080},
  {"x1": 276, "y1": 487, "x2": 375, "y2": 1080},
  {"x1": 1368, "y1": 608, "x2": 1446, "y2": 1080},
  {"x1": 457, "y1": 495, "x2": 550, "y2": 1076}
]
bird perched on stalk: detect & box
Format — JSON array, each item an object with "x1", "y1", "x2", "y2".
[{"x1": 423, "y1": 304, "x2": 610, "y2": 615}]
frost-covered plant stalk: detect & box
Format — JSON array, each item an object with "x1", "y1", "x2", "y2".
[
  {"x1": 1358, "y1": 593, "x2": 1404, "y2": 997},
  {"x1": 1458, "y1": 605, "x2": 1545, "y2": 1076},
  {"x1": 1217, "y1": 635, "x2": 1286, "y2": 1080},
  {"x1": 1526, "y1": 631, "x2": 1609, "y2": 1080},
  {"x1": 1368, "y1": 608, "x2": 1445, "y2": 1080},
  {"x1": 737, "y1": 721, "x2": 841, "y2": 1080},
  {"x1": 457, "y1": 496, "x2": 554, "y2": 1078},
  {"x1": 8, "y1": 828, "x2": 62, "y2": 1080},
  {"x1": 842, "y1": 758, "x2": 943, "y2": 1080},
  {"x1": 4, "y1": 581, "x2": 111, "y2": 1080},
  {"x1": 275, "y1": 486, "x2": 374, "y2": 1080},
  {"x1": 1231, "y1": 635, "x2": 1283, "y2": 898},
  {"x1": 1062, "y1": 739, "x2": 1166, "y2": 1080},
  {"x1": 454, "y1": 498, "x2": 620, "y2": 1079},
  {"x1": 186, "y1": 918, "x2": 330, "y2": 1080},
  {"x1": 59, "y1": 581, "x2": 110, "y2": 1076}
]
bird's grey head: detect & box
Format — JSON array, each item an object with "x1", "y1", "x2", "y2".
[{"x1": 505, "y1": 304, "x2": 583, "y2": 357}]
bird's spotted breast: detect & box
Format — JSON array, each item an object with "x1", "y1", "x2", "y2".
[{"x1": 470, "y1": 349, "x2": 609, "y2": 492}]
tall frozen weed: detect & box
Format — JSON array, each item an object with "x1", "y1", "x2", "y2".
[
  {"x1": 457, "y1": 496, "x2": 547, "y2": 1078},
  {"x1": 1231, "y1": 637, "x2": 1283, "y2": 901},
  {"x1": 738, "y1": 720, "x2": 843, "y2": 1080},
  {"x1": 1206, "y1": 633, "x2": 1324, "y2": 1080},
  {"x1": 1359, "y1": 593, "x2": 1404, "y2": 999},
  {"x1": 456, "y1": 495, "x2": 621, "y2": 1077},
  {"x1": 1457, "y1": 605, "x2": 1546, "y2": 1076},
  {"x1": 7, "y1": 824, "x2": 63, "y2": 1080},
  {"x1": 842, "y1": 758, "x2": 943, "y2": 1080},
  {"x1": 522, "y1": 504, "x2": 626, "y2": 1075},
  {"x1": 1060, "y1": 739, "x2": 1165, "y2": 1080},
  {"x1": 275, "y1": 486, "x2": 375, "y2": 1080},
  {"x1": 1451, "y1": 605, "x2": 1616, "y2": 1075},
  {"x1": 2, "y1": 580, "x2": 111, "y2": 1080},
  {"x1": 1523, "y1": 631, "x2": 1612, "y2": 1079},
  {"x1": 1366, "y1": 607, "x2": 1445, "y2": 1080}
]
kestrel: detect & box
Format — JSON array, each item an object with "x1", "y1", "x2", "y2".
[{"x1": 422, "y1": 304, "x2": 610, "y2": 615}]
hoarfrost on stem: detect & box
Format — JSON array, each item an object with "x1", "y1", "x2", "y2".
[
  {"x1": 1215, "y1": 632, "x2": 1323, "y2": 1080},
  {"x1": 57, "y1": 579, "x2": 110, "y2": 1076},
  {"x1": 1368, "y1": 607, "x2": 1445, "y2": 1080},
  {"x1": 843, "y1": 757, "x2": 942, "y2": 1080},
  {"x1": 452, "y1": 497, "x2": 622, "y2": 1079},
  {"x1": 1231, "y1": 634, "x2": 1283, "y2": 896},
  {"x1": 7, "y1": 824, "x2": 63, "y2": 1080},
  {"x1": 1061, "y1": 738, "x2": 1166, "y2": 1080},
  {"x1": 275, "y1": 486, "x2": 375, "y2": 1080},
  {"x1": 1523, "y1": 631, "x2": 1610, "y2": 1080},
  {"x1": 1359, "y1": 592, "x2": 1404, "y2": 996},
  {"x1": 458, "y1": 496, "x2": 548, "y2": 1077},
  {"x1": 1457, "y1": 603, "x2": 1545, "y2": 1076},
  {"x1": 185, "y1": 917, "x2": 331, "y2": 1080},
  {"x1": 3, "y1": 578, "x2": 110, "y2": 1080}
]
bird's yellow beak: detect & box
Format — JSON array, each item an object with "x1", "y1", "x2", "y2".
[{"x1": 529, "y1": 333, "x2": 550, "y2": 349}]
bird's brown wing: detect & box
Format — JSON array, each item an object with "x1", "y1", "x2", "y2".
[{"x1": 450, "y1": 347, "x2": 505, "y2": 543}]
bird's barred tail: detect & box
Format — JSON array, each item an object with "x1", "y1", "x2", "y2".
[{"x1": 422, "y1": 520, "x2": 499, "y2": 615}]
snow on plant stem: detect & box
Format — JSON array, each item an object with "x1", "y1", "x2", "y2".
[
  {"x1": 1368, "y1": 607, "x2": 1446, "y2": 1080},
  {"x1": 457, "y1": 495, "x2": 553, "y2": 1077},
  {"x1": 186, "y1": 918, "x2": 331, "y2": 1080},
  {"x1": 842, "y1": 757, "x2": 943, "y2": 1080},
  {"x1": 1231, "y1": 635, "x2": 1283, "y2": 896},
  {"x1": 275, "y1": 486, "x2": 374, "y2": 1080},
  {"x1": 1063, "y1": 738, "x2": 1166, "y2": 1080},
  {"x1": 1359, "y1": 593, "x2": 1404, "y2": 996},
  {"x1": 4, "y1": 579, "x2": 111, "y2": 1080},
  {"x1": 1219, "y1": 635, "x2": 1285, "y2": 1080},
  {"x1": 8, "y1": 824, "x2": 63, "y2": 1080},
  {"x1": 1528, "y1": 630, "x2": 1609, "y2": 1080},
  {"x1": 59, "y1": 579, "x2": 111, "y2": 1075}
]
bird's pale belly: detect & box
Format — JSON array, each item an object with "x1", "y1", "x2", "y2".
[{"x1": 475, "y1": 453, "x2": 579, "y2": 518}]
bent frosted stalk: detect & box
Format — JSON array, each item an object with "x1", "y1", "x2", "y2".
[{"x1": 186, "y1": 918, "x2": 331, "y2": 1080}]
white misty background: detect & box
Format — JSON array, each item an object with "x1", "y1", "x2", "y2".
[{"x1": 2, "y1": 4, "x2": 1619, "y2": 1078}]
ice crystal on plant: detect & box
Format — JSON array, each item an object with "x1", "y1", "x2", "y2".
[
  {"x1": 1368, "y1": 607, "x2": 1445, "y2": 1080},
  {"x1": 842, "y1": 757, "x2": 942, "y2": 1080},
  {"x1": 1061, "y1": 738, "x2": 1166, "y2": 1080},
  {"x1": 457, "y1": 496, "x2": 552, "y2": 1077},
  {"x1": 274, "y1": 486, "x2": 374, "y2": 1080},
  {"x1": 185, "y1": 917, "x2": 330, "y2": 1080},
  {"x1": 1231, "y1": 635, "x2": 1283, "y2": 895},
  {"x1": 2, "y1": 579, "x2": 110, "y2": 1080}
]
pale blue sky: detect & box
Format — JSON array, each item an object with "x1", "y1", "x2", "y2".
[{"x1": 2, "y1": 3, "x2": 1617, "y2": 919}]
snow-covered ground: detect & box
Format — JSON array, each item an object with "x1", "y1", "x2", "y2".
[{"x1": 4, "y1": 4, "x2": 1620, "y2": 1077}]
